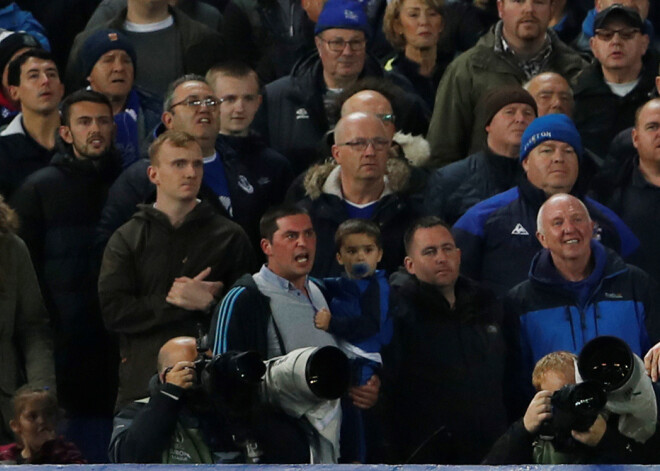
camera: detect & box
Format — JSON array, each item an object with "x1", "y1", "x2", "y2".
[
  {"x1": 549, "y1": 381, "x2": 607, "y2": 434},
  {"x1": 540, "y1": 336, "x2": 656, "y2": 448}
]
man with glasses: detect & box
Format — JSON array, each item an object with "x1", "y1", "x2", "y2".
[
  {"x1": 300, "y1": 111, "x2": 421, "y2": 277},
  {"x1": 97, "y1": 74, "x2": 223, "y2": 248},
  {"x1": 253, "y1": 0, "x2": 418, "y2": 175},
  {"x1": 574, "y1": 4, "x2": 655, "y2": 157}
]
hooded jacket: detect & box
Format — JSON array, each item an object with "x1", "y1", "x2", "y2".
[
  {"x1": 506, "y1": 241, "x2": 657, "y2": 382},
  {"x1": 299, "y1": 158, "x2": 422, "y2": 278},
  {"x1": 98, "y1": 201, "x2": 256, "y2": 409},
  {"x1": 452, "y1": 177, "x2": 640, "y2": 296}
]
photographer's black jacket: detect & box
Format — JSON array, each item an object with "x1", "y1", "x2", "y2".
[
  {"x1": 380, "y1": 271, "x2": 511, "y2": 464},
  {"x1": 483, "y1": 413, "x2": 660, "y2": 465},
  {"x1": 109, "y1": 377, "x2": 310, "y2": 463}
]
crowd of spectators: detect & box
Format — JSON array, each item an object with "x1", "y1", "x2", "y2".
[{"x1": 1, "y1": 0, "x2": 660, "y2": 465}]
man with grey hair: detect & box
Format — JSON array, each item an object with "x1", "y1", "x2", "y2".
[
  {"x1": 506, "y1": 192, "x2": 660, "y2": 383},
  {"x1": 524, "y1": 72, "x2": 574, "y2": 117}
]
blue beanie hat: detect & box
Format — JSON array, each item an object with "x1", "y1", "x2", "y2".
[
  {"x1": 81, "y1": 29, "x2": 137, "y2": 78},
  {"x1": 315, "y1": 0, "x2": 371, "y2": 39},
  {"x1": 519, "y1": 114, "x2": 583, "y2": 162}
]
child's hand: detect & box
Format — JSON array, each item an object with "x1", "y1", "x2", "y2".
[{"x1": 315, "y1": 308, "x2": 331, "y2": 330}]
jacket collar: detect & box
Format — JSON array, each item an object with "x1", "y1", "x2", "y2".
[{"x1": 0, "y1": 112, "x2": 24, "y2": 137}]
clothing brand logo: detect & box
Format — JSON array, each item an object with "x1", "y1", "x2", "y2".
[
  {"x1": 604, "y1": 292, "x2": 624, "y2": 299},
  {"x1": 344, "y1": 9, "x2": 358, "y2": 21},
  {"x1": 511, "y1": 223, "x2": 529, "y2": 236},
  {"x1": 296, "y1": 108, "x2": 309, "y2": 120},
  {"x1": 238, "y1": 175, "x2": 254, "y2": 194},
  {"x1": 258, "y1": 177, "x2": 271, "y2": 186}
]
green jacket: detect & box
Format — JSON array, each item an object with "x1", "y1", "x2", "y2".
[
  {"x1": 0, "y1": 233, "x2": 55, "y2": 439},
  {"x1": 426, "y1": 24, "x2": 586, "y2": 167}
]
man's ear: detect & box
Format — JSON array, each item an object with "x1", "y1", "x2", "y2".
[
  {"x1": 162, "y1": 111, "x2": 173, "y2": 129},
  {"x1": 8, "y1": 85, "x2": 19, "y2": 103},
  {"x1": 404, "y1": 256, "x2": 414, "y2": 275},
  {"x1": 260, "y1": 238, "x2": 272, "y2": 257},
  {"x1": 536, "y1": 231, "x2": 547, "y2": 248},
  {"x1": 632, "y1": 127, "x2": 639, "y2": 150},
  {"x1": 58, "y1": 125, "x2": 73, "y2": 144},
  {"x1": 147, "y1": 165, "x2": 158, "y2": 185}
]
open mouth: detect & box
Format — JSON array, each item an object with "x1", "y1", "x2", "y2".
[{"x1": 294, "y1": 254, "x2": 309, "y2": 263}]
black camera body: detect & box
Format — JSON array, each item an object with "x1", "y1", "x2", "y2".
[{"x1": 539, "y1": 336, "x2": 638, "y2": 449}]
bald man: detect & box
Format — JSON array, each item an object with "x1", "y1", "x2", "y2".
[
  {"x1": 109, "y1": 336, "x2": 310, "y2": 463},
  {"x1": 524, "y1": 72, "x2": 574, "y2": 117},
  {"x1": 300, "y1": 111, "x2": 422, "y2": 277},
  {"x1": 507, "y1": 193, "x2": 658, "y2": 381}
]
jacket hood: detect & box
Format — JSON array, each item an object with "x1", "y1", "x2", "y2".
[
  {"x1": 528, "y1": 240, "x2": 625, "y2": 289},
  {"x1": 302, "y1": 156, "x2": 410, "y2": 200},
  {"x1": 133, "y1": 199, "x2": 215, "y2": 229},
  {"x1": 302, "y1": 130, "x2": 424, "y2": 199},
  {"x1": 581, "y1": 8, "x2": 596, "y2": 37}
]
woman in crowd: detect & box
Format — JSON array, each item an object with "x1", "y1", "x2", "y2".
[{"x1": 383, "y1": 0, "x2": 449, "y2": 112}]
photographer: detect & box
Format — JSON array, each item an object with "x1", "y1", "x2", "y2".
[
  {"x1": 108, "y1": 337, "x2": 309, "y2": 464},
  {"x1": 483, "y1": 351, "x2": 655, "y2": 464}
]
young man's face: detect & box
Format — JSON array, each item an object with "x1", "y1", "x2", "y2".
[
  {"x1": 336, "y1": 233, "x2": 382, "y2": 278},
  {"x1": 261, "y1": 214, "x2": 317, "y2": 283},
  {"x1": 10, "y1": 57, "x2": 64, "y2": 114},
  {"x1": 211, "y1": 73, "x2": 262, "y2": 136},
  {"x1": 59, "y1": 101, "x2": 116, "y2": 160},
  {"x1": 148, "y1": 140, "x2": 204, "y2": 203},
  {"x1": 87, "y1": 49, "x2": 134, "y2": 103}
]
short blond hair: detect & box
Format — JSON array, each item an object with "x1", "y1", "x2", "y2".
[
  {"x1": 148, "y1": 130, "x2": 200, "y2": 165},
  {"x1": 532, "y1": 351, "x2": 576, "y2": 391}
]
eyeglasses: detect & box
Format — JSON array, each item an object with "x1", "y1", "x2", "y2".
[
  {"x1": 318, "y1": 37, "x2": 366, "y2": 52},
  {"x1": 594, "y1": 28, "x2": 641, "y2": 41},
  {"x1": 376, "y1": 113, "x2": 396, "y2": 124},
  {"x1": 169, "y1": 97, "x2": 219, "y2": 110},
  {"x1": 337, "y1": 137, "x2": 390, "y2": 151}
]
